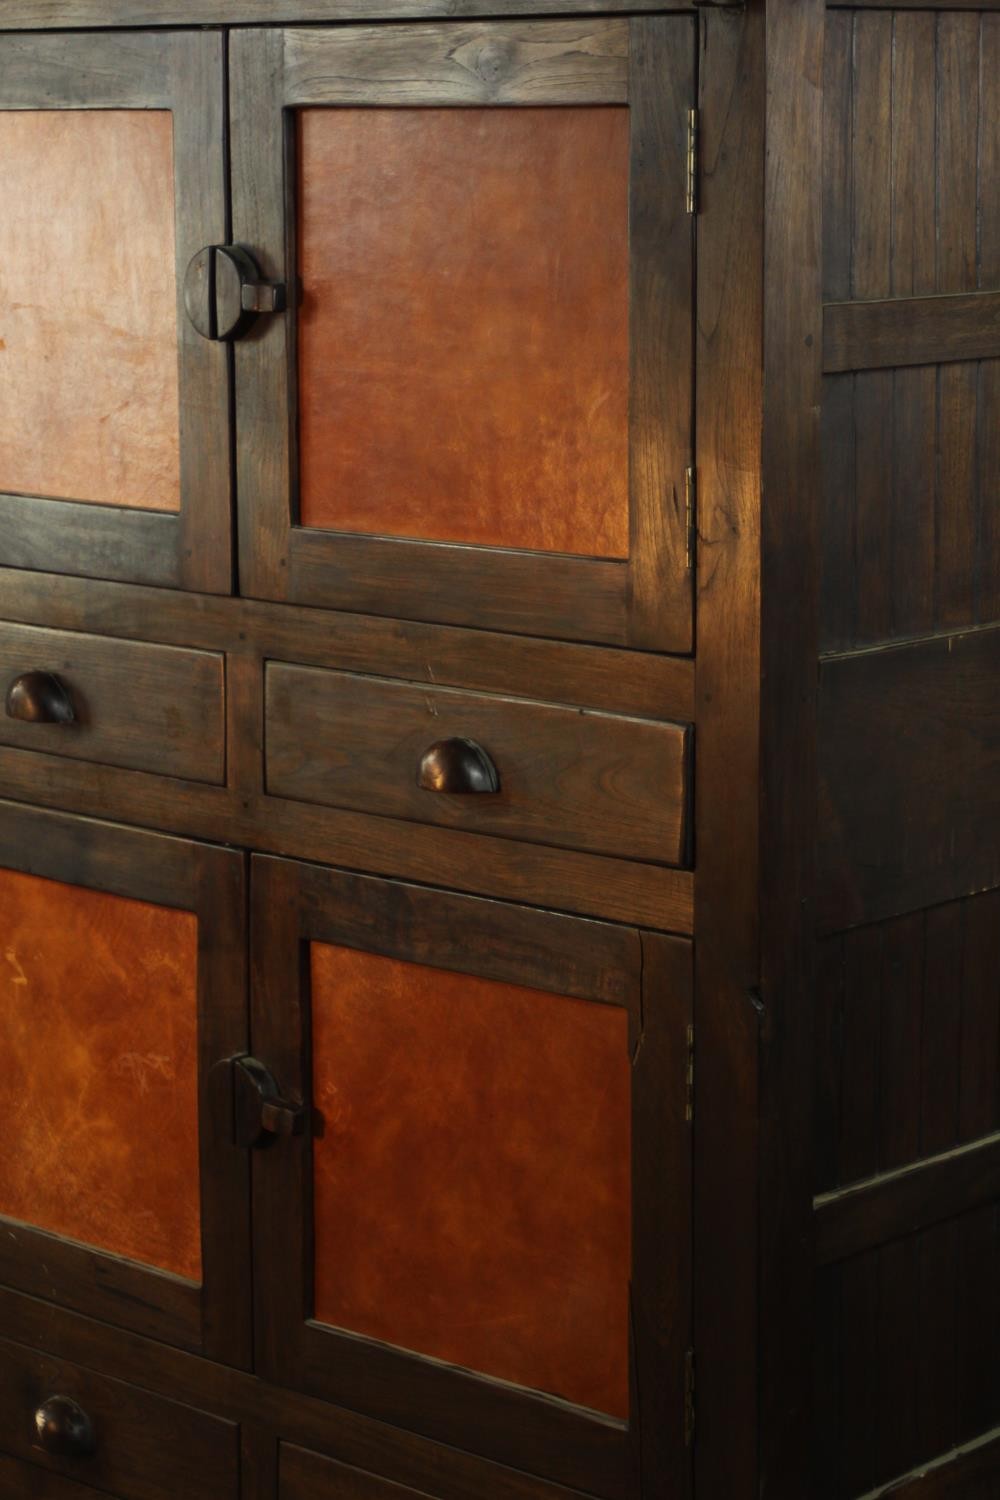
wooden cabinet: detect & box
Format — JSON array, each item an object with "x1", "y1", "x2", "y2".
[{"x1": 1, "y1": 3, "x2": 997, "y2": 1499}]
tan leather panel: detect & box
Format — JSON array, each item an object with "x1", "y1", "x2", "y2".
[
  {"x1": 297, "y1": 107, "x2": 629, "y2": 557},
  {"x1": 0, "y1": 111, "x2": 180, "y2": 510},
  {"x1": 0, "y1": 868, "x2": 201, "y2": 1280},
  {"x1": 310, "y1": 942, "x2": 631, "y2": 1417}
]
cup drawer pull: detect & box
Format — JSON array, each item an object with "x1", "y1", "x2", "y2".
[
  {"x1": 34, "y1": 1395, "x2": 95, "y2": 1459},
  {"x1": 417, "y1": 738, "x2": 500, "y2": 794},
  {"x1": 5, "y1": 670, "x2": 76, "y2": 725}
]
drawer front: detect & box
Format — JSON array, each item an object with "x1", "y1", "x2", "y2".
[
  {"x1": 0, "y1": 1451, "x2": 123, "y2": 1499},
  {"x1": 281, "y1": 1444, "x2": 434, "y2": 1500},
  {"x1": 0, "y1": 1338, "x2": 238, "y2": 1500},
  {"x1": 265, "y1": 664, "x2": 690, "y2": 866},
  {"x1": 0, "y1": 622, "x2": 225, "y2": 784}
]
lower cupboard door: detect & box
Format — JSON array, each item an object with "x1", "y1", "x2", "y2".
[
  {"x1": 0, "y1": 801, "x2": 251, "y2": 1366},
  {"x1": 250, "y1": 856, "x2": 693, "y2": 1500}
]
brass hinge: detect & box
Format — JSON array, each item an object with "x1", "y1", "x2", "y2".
[
  {"x1": 684, "y1": 1349, "x2": 696, "y2": 1447},
  {"x1": 685, "y1": 1022, "x2": 695, "y2": 1122},
  {"x1": 686, "y1": 108, "x2": 699, "y2": 215},
  {"x1": 684, "y1": 466, "x2": 697, "y2": 571}
]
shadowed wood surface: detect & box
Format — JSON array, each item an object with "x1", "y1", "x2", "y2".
[
  {"x1": 0, "y1": 111, "x2": 180, "y2": 512},
  {"x1": 265, "y1": 663, "x2": 690, "y2": 866},
  {"x1": 818, "y1": 628, "x2": 1000, "y2": 930},
  {"x1": 310, "y1": 941, "x2": 632, "y2": 1420},
  {"x1": 297, "y1": 106, "x2": 629, "y2": 557},
  {"x1": 0, "y1": 868, "x2": 200, "y2": 1280}
]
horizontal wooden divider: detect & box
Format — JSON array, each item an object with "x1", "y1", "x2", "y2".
[
  {"x1": 824, "y1": 290, "x2": 1000, "y2": 373},
  {"x1": 815, "y1": 1130, "x2": 1000, "y2": 1266}
]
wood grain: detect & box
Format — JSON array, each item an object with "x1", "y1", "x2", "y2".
[
  {"x1": 823, "y1": 292, "x2": 1000, "y2": 373},
  {"x1": 284, "y1": 21, "x2": 628, "y2": 104}
]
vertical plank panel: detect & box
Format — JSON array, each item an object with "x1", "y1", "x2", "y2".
[
  {"x1": 917, "y1": 1220, "x2": 958, "y2": 1464},
  {"x1": 936, "y1": 362, "x2": 979, "y2": 630},
  {"x1": 841, "y1": 1254, "x2": 880, "y2": 1497},
  {"x1": 821, "y1": 375, "x2": 857, "y2": 652},
  {"x1": 936, "y1": 14, "x2": 980, "y2": 295},
  {"x1": 877, "y1": 1238, "x2": 920, "y2": 1485},
  {"x1": 814, "y1": 1263, "x2": 843, "y2": 1499},
  {"x1": 823, "y1": 9, "x2": 853, "y2": 303},
  {"x1": 851, "y1": 13, "x2": 892, "y2": 301},
  {"x1": 626, "y1": 15, "x2": 694, "y2": 650},
  {"x1": 977, "y1": 360, "x2": 1000, "y2": 626},
  {"x1": 958, "y1": 889, "x2": 1000, "y2": 1143},
  {"x1": 981, "y1": 17, "x2": 1000, "y2": 290},
  {"x1": 694, "y1": 7, "x2": 764, "y2": 1493},
  {"x1": 955, "y1": 1205, "x2": 999, "y2": 1444},
  {"x1": 920, "y1": 901, "x2": 964, "y2": 1159},
  {"x1": 854, "y1": 371, "x2": 894, "y2": 645},
  {"x1": 891, "y1": 14, "x2": 936, "y2": 299},
  {"x1": 839, "y1": 925, "x2": 882, "y2": 1186},
  {"x1": 816, "y1": 934, "x2": 844, "y2": 1195},
  {"x1": 878, "y1": 914, "x2": 924, "y2": 1174},
  {"x1": 891, "y1": 367, "x2": 936, "y2": 640}
]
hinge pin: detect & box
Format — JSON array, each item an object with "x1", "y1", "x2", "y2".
[
  {"x1": 685, "y1": 1022, "x2": 695, "y2": 1122},
  {"x1": 684, "y1": 1348, "x2": 696, "y2": 1447},
  {"x1": 686, "y1": 108, "x2": 700, "y2": 216}
]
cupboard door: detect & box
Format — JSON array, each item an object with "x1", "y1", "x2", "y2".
[
  {"x1": 251, "y1": 857, "x2": 692, "y2": 1499},
  {"x1": 0, "y1": 802, "x2": 250, "y2": 1367},
  {"x1": 0, "y1": 32, "x2": 231, "y2": 593},
  {"x1": 231, "y1": 19, "x2": 695, "y2": 651}
]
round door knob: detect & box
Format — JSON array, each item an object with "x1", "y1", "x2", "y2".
[
  {"x1": 5, "y1": 670, "x2": 76, "y2": 725},
  {"x1": 34, "y1": 1395, "x2": 95, "y2": 1458},
  {"x1": 417, "y1": 738, "x2": 500, "y2": 794}
]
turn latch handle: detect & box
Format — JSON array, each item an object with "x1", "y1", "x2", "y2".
[
  {"x1": 184, "y1": 245, "x2": 286, "y2": 342},
  {"x1": 211, "y1": 1054, "x2": 305, "y2": 1149}
]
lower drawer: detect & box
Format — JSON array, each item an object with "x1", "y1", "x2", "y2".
[
  {"x1": 0, "y1": 1338, "x2": 239, "y2": 1500},
  {"x1": 281, "y1": 1443, "x2": 437, "y2": 1499},
  {"x1": 0, "y1": 1450, "x2": 121, "y2": 1499}
]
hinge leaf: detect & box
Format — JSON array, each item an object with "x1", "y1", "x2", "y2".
[
  {"x1": 684, "y1": 1348, "x2": 696, "y2": 1447},
  {"x1": 686, "y1": 108, "x2": 699, "y2": 216}
]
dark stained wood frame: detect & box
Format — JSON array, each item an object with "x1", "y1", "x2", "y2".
[
  {"x1": 230, "y1": 18, "x2": 695, "y2": 651},
  {"x1": 0, "y1": 31, "x2": 232, "y2": 595},
  {"x1": 0, "y1": 801, "x2": 251, "y2": 1368},
  {"x1": 4, "y1": 0, "x2": 702, "y2": 28},
  {"x1": 249, "y1": 854, "x2": 692, "y2": 1499}
]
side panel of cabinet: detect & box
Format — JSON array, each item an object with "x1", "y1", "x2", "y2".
[
  {"x1": 0, "y1": 801, "x2": 251, "y2": 1366},
  {"x1": 0, "y1": 32, "x2": 231, "y2": 593},
  {"x1": 230, "y1": 19, "x2": 695, "y2": 650},
  {"x1": 249, "y1": 856, "x2": 692, "y2": 1499}
]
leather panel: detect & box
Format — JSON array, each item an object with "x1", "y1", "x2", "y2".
[
  {"x1": 297, "y1": 106, "x2": 629, "y2": 558},
  {"x1": 310, "y1": 941, "x2": 631, "y2": 1418}
]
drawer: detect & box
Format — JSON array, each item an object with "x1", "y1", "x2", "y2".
[
  {"x1": 280, "y1": 1444, "x2": 435, "y2": 1500},
  {"x1": 0, "y1": 1338, "x2": 238, "y2": 1500},
  {"x1": 265, "y1": 664, "x2": 691, "y2": 866},
  {"x1": 0, "y1": 622, "x2": 225, "y2": 784},
  {"x1": 0, "y1": 1450, "x2": 122, "y2": 1499}
]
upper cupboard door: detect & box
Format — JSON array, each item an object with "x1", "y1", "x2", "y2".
[
  {"x1": 251, "y1": 857, "x2": 693, "y2": 1499},
  {"x1": 0, "y1": 32, "x2": 231, "y2": 594},
  {"x1": 231, "y1": 20, "x2": 695, "y2": 651}
]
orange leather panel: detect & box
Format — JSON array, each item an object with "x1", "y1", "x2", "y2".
[
  {"x1": 297, "y1": 107, "x2": 630, "y2": 558},
  {"x1": 310, "y1": 943, "x2": 631, "y2": 1418},
  {"x1": 0, "y1": 111, "x2": 180, "y2": 511},
  {"x1": 0, "y1": 869, "x2": 201, "y2": 1280}
]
